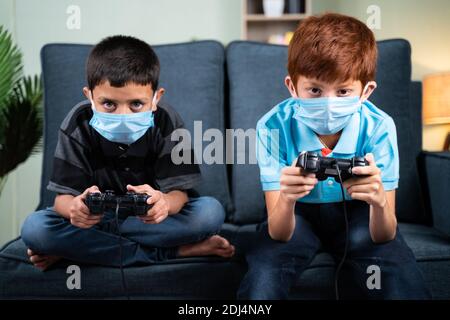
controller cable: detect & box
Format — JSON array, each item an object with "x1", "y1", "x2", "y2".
[
  {"x1": 334, "y1": 163, "x2": 349, "y2": 300},
  {"x1": 115, "y1": 201, "x2": 130, "y2": 300}
]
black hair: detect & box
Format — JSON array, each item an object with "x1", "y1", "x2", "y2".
[{"x1": 86, "y1": 35, "x2": 160, "y2": 91}]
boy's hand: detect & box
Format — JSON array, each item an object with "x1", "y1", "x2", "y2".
[
  {"x1": 126, "y1": 184, "x2": 169, "y2": 224},
  {"x1": 343, "y1": 153, "x2": 387, "y2": 208},
  {"x1": 69, "y1": 185, "x2": 103, "y2": 228},
  {"x1": 279, "y1": 159, "x2": 319, "y2": 203}
]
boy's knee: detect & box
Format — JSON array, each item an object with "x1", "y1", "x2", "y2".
[
  {"x1": 238, "y1": 265, "x2": 288, "y2": 299},
  {"x1": 348, "y1": 224, "x2": 375, "y2": 252},
  {"x1": 189, "y1": 196, "x2": 225, "y2": 233},
  {"x1": 21, "y1": 210, "x2": 58, "y2": 254}
]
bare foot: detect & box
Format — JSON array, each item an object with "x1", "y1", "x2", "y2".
[
  {"x1": 178, "y1": 235, "x2": 235, "y2": 258},
  {"x1": 27, "y1": 249, "x2": 61, "y2": 271}
]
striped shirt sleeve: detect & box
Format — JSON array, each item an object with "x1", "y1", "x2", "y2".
[
  {"x1": 154, "y1": 104, "x2": 202, "y2": 193},
  {"x1": 47, "y1": 104, "x2": 94, "y2": 196}
]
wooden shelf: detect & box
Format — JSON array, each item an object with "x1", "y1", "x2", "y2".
[
  {"x1": 245, "y1": 13, "x2": 308, "y2": 22},
  {"x1": 242, "y1": 0, "x2": 313, "y2": 44}
]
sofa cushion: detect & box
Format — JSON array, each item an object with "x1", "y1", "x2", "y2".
[
  {"x1": 40, "y1": 40, "x2": 232, "y2": 215},
  {"x1": 0, "y1": 224, "x2": 450, "y2": 299},
  {"x1": 399, "y1": 223, "x2": 450, "y2": 299},
  {"x1": 0, "y1": 237, "x2": 244, "y2": 299},
  {"x1": 226, "y1": 39, "x2": 424, "y2": 224},
  {"x1": 224, "y1": 222, "x2": 450, "y2": 299},
  {"x1": 226, "y1": 41, "x2": 290, "y2": 224},
  {"x1": 371, "y1": 40, "x2": 426, "y2": 224},
  {"x1": 2, "y1": 223, "x2": 448, "y2": 299},
  {"x1": 399, "y1": 223, "x2": 450, "y2": 261},
  {"x1": 419, "y1": 151, "x2": 450, "y2": 236}
]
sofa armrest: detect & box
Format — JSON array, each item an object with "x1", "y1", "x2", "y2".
[{"x1": 419, "y1": 151, "x2": 450, "y2": 236}]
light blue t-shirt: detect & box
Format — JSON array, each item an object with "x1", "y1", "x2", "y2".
[{"x1": 256, "y1": 98, "x2": 399, "y2": 203}]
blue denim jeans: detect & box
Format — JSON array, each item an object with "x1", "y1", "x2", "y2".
[
  {"x1": 237, "y1": 200, "x2": 431, "y2": 300},
  {"x1": 21, "y1": 196, "x2": 225, "y2": 267}
]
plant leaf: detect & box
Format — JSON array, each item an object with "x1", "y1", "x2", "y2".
[
  {"x1": 0, "y1": 75, "x2": 43, "y2": 176},
  {"x1": 0, "y1": 26, "x2": 23, "y2": 111}
]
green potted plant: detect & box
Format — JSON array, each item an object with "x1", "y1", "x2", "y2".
[{"x1": 0, "y1": 25, "x2": 43, "y2": 195}]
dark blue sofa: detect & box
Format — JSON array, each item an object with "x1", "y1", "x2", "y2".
[{"x1": 1, "y1": 39, "x2": 449, "y2": 299}]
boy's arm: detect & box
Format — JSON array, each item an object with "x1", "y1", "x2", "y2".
[
  {"x1": 256, "y1": 117, "x2": 318, "y2": 241},
  {"x1": 265, "y1": 190, "x2": 296, "y2": 242},
  {"x1": 152, "y1": 104, "x2": 201, "y2": 212},
  {"x1": 53, "y1": 185, "x2": 103, "y2": 228},
  {"x1": 54, "y1": 194, "x2": 75, "y2": 219},
  {"x1": 369, "y1": 190, "x2": 397, "y2": 242},
  {"x1": 126, "y1": 184, "x2": 188, "y2": 224},
  {"x1": 164, "y1": 190, "x2": 188, "y2": 215},
  {"x1": 264, "y1": 162, "x2": 318, "y2": 242},
  {"x1": 344, "y1": 153, "x2": 397, "y2": 243},
  {"x1": 344, "y1": 116, "x2": 400, "y2": 243}
]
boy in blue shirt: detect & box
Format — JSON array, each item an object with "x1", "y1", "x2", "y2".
[{"x1": 238, "y1": 13, "x2": 430, "y2": 299}]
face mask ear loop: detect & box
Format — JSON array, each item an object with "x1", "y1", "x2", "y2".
[
  {"x1": 89, "y1": 90, "x2": 97, "y2": 111},
  {"x1": 151, "y1": 91, "x2": 158, "y2": 111},
  {"x1": 360, "y1": 83, "x2": 370, "y2": 103},
  {"x1": 287, "y1": 76, "x2": 300, "y2": 98}
]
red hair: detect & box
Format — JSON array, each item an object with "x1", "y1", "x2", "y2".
[{"x1": 288, "y1": 13, "x2": 377, "y2": 86}]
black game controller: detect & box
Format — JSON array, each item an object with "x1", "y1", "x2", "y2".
[
  {"x1": 85, "y1": 190, "x2": 152, "y2": 216},
  {"x1": 296, "y1": 151, "x2": 369, "y2": 183}
]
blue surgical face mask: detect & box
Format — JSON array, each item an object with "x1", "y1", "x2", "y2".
[
  {"x1": 292, "y1": 95, "x2": 362, "y2": 135},
  {"x1": 89, "y1": 93, "x2": 156, "y2": 145},
  {"x1": 290, "y1": 80, "x2": 372, "y2": 135}
]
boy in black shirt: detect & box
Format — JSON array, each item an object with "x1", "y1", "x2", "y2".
[{"x1": 21, "y1": 35, "x2": 234, "y2": 270}]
